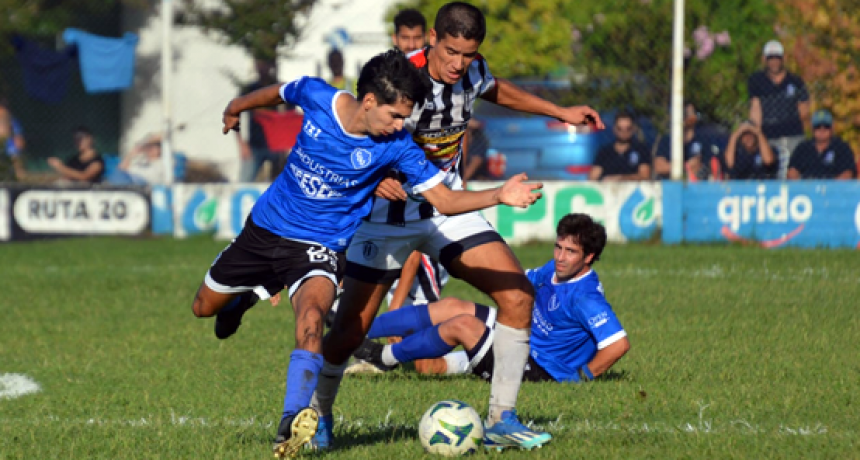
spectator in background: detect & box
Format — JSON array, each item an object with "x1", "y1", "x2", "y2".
[
  {"x1": 392, "y1": 8, "x2": 427, "y2": 54},
  {"x1": 0, "y1": 97, "x2": 26, "y2": 181},
  {"x1": 787, "y1": 109, "x2": 857, "y2": 180},
  {"x1": 326, "y1": 48, "x2": 355, "y2": 92},
  {"x1": 462, "y1": 119, "x2": 501, "y2": 181},
  {"x1": 724, "y1": 121, "x2": 776, "y2": 180},
  {"x1": 108, "y1": 133, "x2": 165, "y2": 186},
  {"x1": 588, "y1": 110, "x2": 651, "y2": 181},
  {"x1": 748, "y1": 40, "x2": 810, "y2": 179},
  {"x1": 47, "y1": 126, "x2": 105, "y2": 184},
  {"x1": 237, "y1": 58, "x2": 281, "y2": 183},
  {"x1": 655, "y1": 102, "x2": 710, "y2": 180}
]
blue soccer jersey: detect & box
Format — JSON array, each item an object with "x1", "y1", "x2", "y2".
[
  {"x1": 250, "y1": 77, "x2": 444, "y2": 252},
  {"x1": 526, "y1": 260, "x2": 626, "y2": 382}
]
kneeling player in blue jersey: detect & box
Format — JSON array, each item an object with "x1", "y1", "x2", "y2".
[
  {"x1": 353, "y1": 214, "x2": 630, "y2": 393},
  {"x1": 190, "y1": 50, "x2": 542, "y2": 458}
]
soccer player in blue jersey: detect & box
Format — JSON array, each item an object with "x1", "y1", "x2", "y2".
[
  {"x1": 354, "y1": 213, "x2": 630, "y2": 391},
  {"x1": 190, "y1": 49, "x2": 542, "y2": 458},
  {"x1": 311, "y1": 2, "x2": 604, "y2": 452}
]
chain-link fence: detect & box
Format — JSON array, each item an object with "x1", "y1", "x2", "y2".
[
  {"x1": 1, "y1": 0, "x2": 857, "y2": 185},
  {"x1": 0, "y1": 3, "x2": 125, "y2": 182}
]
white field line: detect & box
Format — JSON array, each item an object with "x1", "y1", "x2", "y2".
[
  {"x1": 0, "y1": 407, "x2": 836, "y2": 438},
  {"x1": 0, "y1": 374, "x2": 41, "y2": 400}
]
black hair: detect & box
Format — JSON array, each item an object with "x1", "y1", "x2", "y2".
[
  {"x1": 434, "y1": 2, "x2": 486, "y2": 43},
  {"x1": 394, "y1": 8, "x2": 426, "y2": 34},
  {"x1": 356, "y1": 49, "x2": 429, "y2": 105},
  {"x1": 615, "y1": 109, "x2": 636, "y2": 126},
  {"x1": 73, "y1": 126, "x2": 92, "y2": 137},
  {"x1": 327, "y1": 48, "x2": 344, "y2": 77},
  {"x1": 556, "y1": 213, "x2": 607, "y2": 264}
]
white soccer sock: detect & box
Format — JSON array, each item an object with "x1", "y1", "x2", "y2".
[
  {"x1": 380, "y1": 345, "x2": 399, "y2": 367},
  {"x1": 488, "y1": 323, "x2": 530, "y2": 425},
  {"x1": 443, "y1": 351, "x2": 470, "y2": 375},
  {"x1": 310, "y1": 360, "x2": 347, "y2": 417}
]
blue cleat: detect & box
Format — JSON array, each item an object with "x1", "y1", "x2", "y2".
[
  {"x1": 308, "y1": 413, "x2": 334, "y2": 451},
  {"x1": 483, "y1": 410, "x2": 552, "y2": 451}
]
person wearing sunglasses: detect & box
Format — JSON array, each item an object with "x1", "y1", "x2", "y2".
[
  {"x1": 588, "y1": 109, "x2": 651, "y2": 181},
  {"x1": 787, "y1": 109, "x2": 857, "y2": 180}
]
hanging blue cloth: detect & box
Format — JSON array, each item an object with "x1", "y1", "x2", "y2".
[
  {"x1": 62, "y1": 28, "x2": 139, "y2": 93},
  {"x1": 12, "y1": 35, "x2": 74, "y2": 104}
]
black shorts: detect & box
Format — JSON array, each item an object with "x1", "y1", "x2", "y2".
[
  {"x1": 470, "y1": 346, "x2": 555, "y2": 383},
  {"x1": 205, "y1": 216, "x2": 345, "y2": 300}
]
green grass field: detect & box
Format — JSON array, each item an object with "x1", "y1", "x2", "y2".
[{"x1": 1, "y1": 237, "x2": 858, "y2": 459}]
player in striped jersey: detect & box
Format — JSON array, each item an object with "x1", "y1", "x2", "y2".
[{"x1": 311, "y1": 2, "x2": 605, "y2": 451}]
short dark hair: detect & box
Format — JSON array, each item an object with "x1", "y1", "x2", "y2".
[
  {"x1": 73, "y1": 126, "x2": 92, "y2": 138},
  {"x1": 434, "y1": 2, "x2": 486, "y2": 43},
  {"x1": 556, "y1": 213, "x2": 607, "y2": 264},
  {"x1": 327, "y1": 48, "x2": 344, "y2": 77},
  {"x1": 394, "y1": 8, "x2": 426, "y2": 34},
  {"x1": 356, "y1": 49, "x2": 429, "y2": 105},
  {"x1": 615, "y1": 109, "x2": 636, "y2": 126}
]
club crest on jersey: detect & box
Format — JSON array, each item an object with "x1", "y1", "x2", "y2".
[
  {"x1": 290, "y1": 164, "x2": 343, "y2": 199},
  {"x1": 350, "y1": 148, "x2": 372, "y2": 169},
  {"x1": 548, "y1": 294, "x2": 561, "y2": 311}
]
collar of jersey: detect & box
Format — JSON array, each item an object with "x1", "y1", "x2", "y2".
[
  {"x1": 552, "y1": 268, "x2": 593, "y2": 285},
  {"x1": 332, "y1": 91, "x2": 367, "y2": 139}
]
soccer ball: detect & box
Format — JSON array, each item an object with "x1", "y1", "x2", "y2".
[{"x1": 418, "y1": 400, "x2": 484, "y2": 457}]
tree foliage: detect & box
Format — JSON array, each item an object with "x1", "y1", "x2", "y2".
[
  {"x1": 567, "y1": 0, "x2": 778, "y2": 131},
  {"x1": 779, "y1": 0, "x2": 860, "y2": 157},
  {"x1": 178, "y1": 0, "x2": 317, "y2": 63}
]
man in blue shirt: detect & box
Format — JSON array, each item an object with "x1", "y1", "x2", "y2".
[
  {"x1": 788, "y1": 109, "x2": 857, "y2": 180},
  {"x1": 352, "y1": 213, "x2": 630, "y2": 387},
  {"x1": 724, "y1": 121, "x2": 778, "y2": 180},
  {"x1": 748, "y1": 40, "x2": 810, "y2": 179},
  {"x1": 588, "y1": 110, "x2": 651, "y2": 181},
  {"x1": 191, "y1": 49, "x2": 543, "y2": 459},
  {"x1": 654, "y1": 102, "x2": 723, "y2": 181}
]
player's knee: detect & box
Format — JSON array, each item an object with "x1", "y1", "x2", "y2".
[
  {"x1": 192, "y1": 296, "x2": 213, "y2": 318},
  {"x1": 434, "y1": 297, "x2": 475, "y2": 316},
  {"x1": 441, "y1": 315, "x2": 483, "y2": 344},
  {"x1": 495, "y1": 289, "x2": 533, "y2": 328}
]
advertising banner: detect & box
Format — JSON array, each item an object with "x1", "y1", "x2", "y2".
[
  {"x1": 471, "y1": 182, "x2": 662, "y2": 243},
  {"x1": 673, "y1": 181, "x2": 860, "y2": 248},
  {"x1": 171, "y1": 183, "x2": 267, "y2": 239},
  {"x1": 5, "y1": 187, "x2": 150, "y2": 240}
]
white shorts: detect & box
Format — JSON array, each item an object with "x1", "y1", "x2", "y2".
[{"x1": 346, "y1": 211, "x2": 503, "y2": 283}]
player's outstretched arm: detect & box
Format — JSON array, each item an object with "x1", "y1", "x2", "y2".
[
  {"x1": 221, "y1": 84, "x2": 285, "y2": 134},
  {"x1": 419, "y1": 172, "x2": 542, "y2": 215},
  {"x1": 482, "y1": 78, "x2": 605, "y2": 130}
]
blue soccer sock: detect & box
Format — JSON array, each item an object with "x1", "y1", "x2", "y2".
[
  {"x1": 220, "y1": 295, "x2": 244, "y2": 314},
  {"x1": 390, "y1": 324, "x2": 455, "y2": 363},
  {"x1": 220, "y1": 292, "x2": 256, "y2": 314},
  {"x1": 367, "y1": 303, "x2": 432, "y2": 339},
  {"x1": 281, "y1": 349, "x2": 324, "y2": 421}
]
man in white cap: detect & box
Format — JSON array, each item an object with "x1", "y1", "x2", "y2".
[{"x1": 747, "y1": 39, "x2": 810, "y2": 179}]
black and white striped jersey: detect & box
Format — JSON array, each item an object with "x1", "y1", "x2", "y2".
[{"x1": 366, "y1": 47, "x2": 496, "y2": 225}]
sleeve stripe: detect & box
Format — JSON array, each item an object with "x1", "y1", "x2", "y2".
[
  {"x1": 596, "y1": 330, "x2": 627, "y2": 350},
  {"x1": 411, "y1": 170, "x2": 445, "y2": 194}
]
